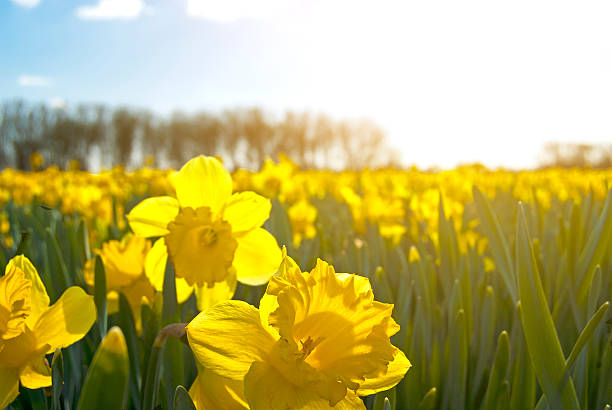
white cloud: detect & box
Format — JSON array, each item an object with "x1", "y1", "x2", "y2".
[
  {"x1": 186, "y1": 0, "x2": 290, "y2": 22},
  {"x1": 48, "y1": 97, "x2": 66, "y2": 110},
  {"x1": 76, "y1": 0, "x2": 144, "y2": 20},
  {"x1": 10, "y1": 0, "x2": 41, "y2": 8},
  {"x1": 18, "y1": 75, "x2": 52, "y2": 87}
]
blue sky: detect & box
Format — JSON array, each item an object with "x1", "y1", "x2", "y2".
[{"x1": 3, "y1": 0, "x2": 612, "y2": 168}]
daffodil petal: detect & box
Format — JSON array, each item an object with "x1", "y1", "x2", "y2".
[
  {"x1": 189, "y1": 366, "x2": 249, "y2": 410},
  {"x1": 176, "y1": 278, "x2": 194, "y2": 304},
  {"x1": 145, "y1": 238, "x2": 167, "y2": 291},
  {"x1": 194, "y1": 270, "x2": 237, "y2": 311},
  {"x1": 33, "y1": 286, "x2": 96, "y2": 353},
  {"x1": 233, "y1": 228, "x2": 281, "y2": 286},
  {"x1": 244, "y1": 361, "x2": 365, "y2": 410},
  {"x1": 186, "y1": 300, "x2": 275, "y2": 380},
  {"x1": 127, "y1": 196, "x2": 179, "y2": 237},
  {"x1": 174, "y1": 156, "x2": 232, "y2": 214},
  {"x1": 258, "y1": 293, "x2": 279, "y2": 338},
  {"x1": 145, "y1": 239, "x2": 193, "y2": 303},
  {"x1": 0, "y1": 368, "x2": 20, "y2": 409},
  {"x1": 20, "y1": 355, "x2": 51, "y2": 389},
  {"x1": 222, "y1": 192, "x2": 271, "y2": 233},
  {"x1": 7, "y1": 255, "x2": 49, "y2": 327},
  {"x1": 356, "y1": 348, "x2": 412, "y2": 395}
]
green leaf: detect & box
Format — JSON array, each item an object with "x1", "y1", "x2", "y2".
[
  {"x1": 266, "y1": 198, "x2": 294, "y2": 255},
  {"x1": 442, "y1": 309, "x2": 467, "y2": 410},
  {"x1": 510, "y1": 305, "x2": 536, "y2": 410},
  {"x1": 142, "y1": 338, "x2": 164, "y2": 410},
  {"x1": 45, "y1": 227, "x2": 72, "y2": 291},
  {"x1": 162, "y1": 260, "x2": 178, "y2": 325},
  {"x1": 118, "y1": 293, "x2": 142, "y2": 410},
  {"x1": 51, "y1": 348, "x2": 64, "y2": 410},
  {"x1": 94, "y1": 255, "x2": 107, "y2": 337},
  {"x1": 576, "y1": 189, "x2": 612, "y2": 306},
  {"x1": 515, "y1": 204, "x2": 579, "y2": 410},
  {"x1": 535, "y1": 301, "x2": 610, "y2": 409},
  {"x1": 173, "y1": 386, "x2": 196, "y2": 410},
  {"x1": 565, "y1": 301, "x2": 609, "y2": 375},
  {"x1": 417, "y1": 387, "x2": 437, "y2": 410},
  {"x1": 482, "y1": 331, "x2": 510, "y2": 410},
  {"x1": 472, "y1": 186, "x2": 517, "y2": 301},
  {"x1": 76, "y1": 327, "x2": 129, "y2": 410}
]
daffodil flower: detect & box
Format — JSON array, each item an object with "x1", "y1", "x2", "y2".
[
  {"x1": 127, "y1": 156, "x2": 282, "y2": 308},
  {"x1": 186, "y1": 252, "x2": 411, "y2": 409},
  {"x1": 84, "y1": 234, "x2": 155, "y2": 333},
  {"x1": 287, "y1": 199, "x2": 317, "y2": 248},
  {"x1": 0, "y1": 255, "x2": 96, "y2": 408}
]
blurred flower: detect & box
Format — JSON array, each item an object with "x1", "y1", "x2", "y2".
[
  {"x1": 186, "y1": 251, "x2": 410, "y2": 409},
  {"x1": 0, "y1": 256, "x2": 96, "y2": 408},
  {"x1": 287, "y1": 199, "x2": 317, "y2": 247},
  {"x1": 29, "y1": 152, "x2": 44, "y2": 171},
  {"x1": 84, "y1": 234, "x2": 154, "y2": 333}
]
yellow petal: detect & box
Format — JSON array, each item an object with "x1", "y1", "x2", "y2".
[
  {"x1": 356, "y1": 348, "x2": 411, "y2": 395},
  {"x1": 20, "y1": 355, "x2": 51, "y2": 389},
  {"x1": 194, "y1": 269, "x2": 237, "y2": 311},
  {"x1": 0, "y1": 263, "x2": 31, "y2": 340},
  {"x1": 244, "y1": 361, "x2": 365, "y2": 410},
  {"x1": 96, "y1": 235, "x2": 151, "y2": 288},
  {"x1": 233, "y1": 228, "x2": 281, "y2": 286},
  {"x1": 0, "y1": 367, "x2": 20, "y2": 409},
  {"x1": 145, "y1": 239, "x2": 193, "y2": 303},
  {"x1": 222, "y1": 192, "x2": 271, "y2": 233},
  {"x1": 176, "y1": 278, "x2": 194, "y2": 304},
  {"x1": 33, "y1": 286, "x2": 96, "y2": 353},
  {"x1": 258, "y1": 293, "x2": 279, "y2": 338},
  {"x1": 6, "y1": 255, "x2": 49, "y2": 327},
  {"x1": 145, "y1": 238, "x2": 167, "y2": 291},
  {"x1": 174, "y1": 156, "x2": 232, "y2": 214},
  {"x1": 189, "y1": 366, "x2": 248, "y2": 410},
  {"x1": 127, "y1": 196, "x2": 179, "y2": 237},
  {"x1": 186, "y1": 300, "x2": 275, "y2": 380}
]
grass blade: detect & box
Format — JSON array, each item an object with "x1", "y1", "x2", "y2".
[{"x1": 516, "y1": 204, "x2": 580, "y2": 410}]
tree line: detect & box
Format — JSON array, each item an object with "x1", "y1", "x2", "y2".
[
  {"x1": 0, "y1": 99, "x2": 399, "y2": 171},
  {"x1": 538, "y1": 142, "x2": 612, "y2": 169}
]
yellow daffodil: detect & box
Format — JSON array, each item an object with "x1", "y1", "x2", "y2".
[
  {"x1": 287, "y1": 199, "x2": 317, "y2": 248},
  {"x1": 0, "y1": 255, "x2": 96, "y2": 408},
  {"x1": 186, "y1": 252, "x2": 411, "y2": 409},
  {"x1": 84, "y1": 234, "x2": 155, "y2": 332},
  {"x1": 127, "y1": 156, "x2": 281, "y2": 306}
]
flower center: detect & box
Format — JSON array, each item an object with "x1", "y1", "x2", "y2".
[
  {"x1": 198, "y1": 227, "x2": 218, "y2": 247},
  {"x1": 166, "y1": 207, "x2": 237, "y2": 287},
  {"x1": 298, "y1": 336, "x2": 324, "y2": 359}
]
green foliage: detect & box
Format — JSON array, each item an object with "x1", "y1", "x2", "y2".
[{"x1": 76, "y1": 327, "x2": 129, "y2": 410}]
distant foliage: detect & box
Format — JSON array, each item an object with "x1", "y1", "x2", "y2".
[
  {"x1": 539, "y1": 142, "x2": 612, "y2": 169},
  {"x1": 0, "y1": 99, "x2": 399, "y2": 170}
]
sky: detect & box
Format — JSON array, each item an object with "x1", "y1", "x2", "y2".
[{"x1": 2, "y1": 0, "x2": 612, "y2": 169}]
